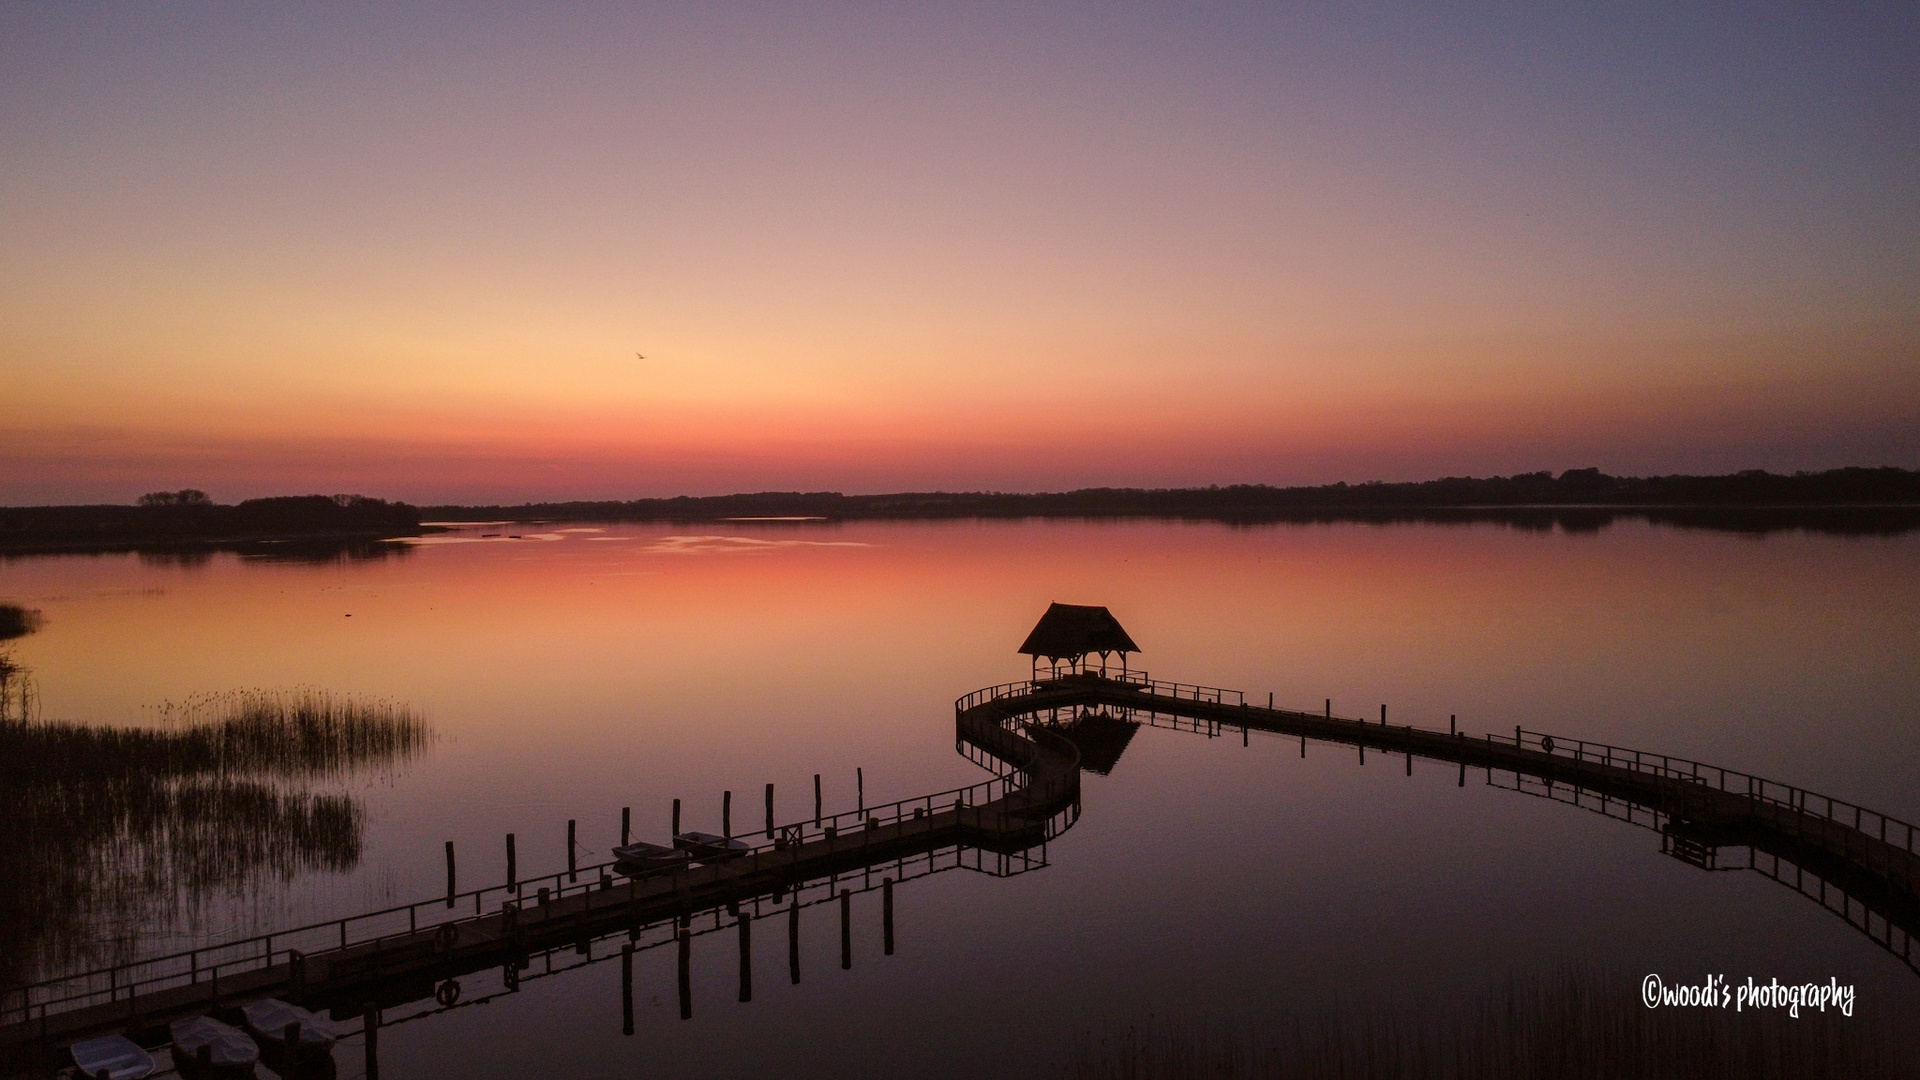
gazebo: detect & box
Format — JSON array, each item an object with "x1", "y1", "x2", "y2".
[{"x1": 1018, "y1": 603, "x2": 1140, "y2": 680}]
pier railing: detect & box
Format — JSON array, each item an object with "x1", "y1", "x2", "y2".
[
  {"x1": 1502, "y1": 727, "x2": 1918, "y2": 855},
  {"x1": 4, "y1": 755, "x2": 1063, "y2": 1028},
  {"x1": 957, "y1": 675, "x2": 1244, "y2": 712}
]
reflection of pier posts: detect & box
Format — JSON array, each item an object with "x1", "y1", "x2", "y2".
[
  {"x1": 839, "y1": 889, "x2": 852, "y2": 970},
  {"x1": 883, "y1": 877, "x2": 894, "y2": 956},
  {"x1": 789, "y1": 897, "x2": 801, "y2": 984},
  {"x1": 677, "y1": 927, "x2": 692, "y2": 1020},
  {"x1": 362, "y1": 1002, "x2": 379, "y2": 1080},
  {"x1": 621, "y1": 944, "x2": 634, "y2": 1036},
  {"x1": 738, "y1": 912, "x2": 752, "y2": 1003}
]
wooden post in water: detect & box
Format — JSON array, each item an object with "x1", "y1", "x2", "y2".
[
  {"x1": 814, "y1": 774, "x2": 822, "y2": 826},
  {"x1": 788, "y1": 897, "x2": 802, "y2": 984},
  {"x1": 765, "y1": 783, "x2": 775, "y2": 836},
  {"x1": 839, "y1": 888, "x2": 852, "y2": 970},
  {"x1": 857, "y1": 768, "x2": 864, "y2": 814},
  {"x1": 672, "y1": 798, "x2": 682, "y2": 837},
  {"x1": 621, "y1": 806, "x2": 631, "y2": 847},
  {"x1": 362, "y1": 1003, "x2": 380, "y2": 1080},
  {"x1": 506, "y1": 833, "x2": 517, "y2": 892},
  {"x1": 738, "y1": 912, "x2": 753, "y2": 1002},
  {"x1": 1325, "y1": 699, "x2": 1330, "y2": 718},
  {"x1": 677, "y1": 926, "x2": 692, "y2": 1020},
  {"x1": 1268, "y1": 692, "x2": 1273, "y2": 709},
  {"x1": 723, "y1": 790, "x2": 732, "y2": 839},
  {"x1": 445, "y1": 841, "x2": 456, "y2": 908},
  {"x1": 621, "y1": 944, "x2": 634, "y2": 1036},
  {"x1": 1450, "y1": 715, "x2": 1456, "y2": 736},
  {"x1": 1381, "y1": 704, "x2": 1386, "y2": 726},
  {"x1": 883, "y1": 877, "x2": 895, "y2": 956},
  {"x1": 568, "y1": 819, "x2": 578, "y2": 882}
]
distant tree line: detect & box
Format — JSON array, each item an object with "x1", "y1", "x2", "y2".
[
  {"x1": 419, "y1": 467, "x2": 1920, "y2": 524},
  {"x1": 0, "y1": 494, "x2": 425, "y2": 552}
]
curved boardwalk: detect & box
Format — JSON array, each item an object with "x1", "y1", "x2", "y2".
[{"x1": 5, "y1": 671, "x2": 1914, "y2": 1067}]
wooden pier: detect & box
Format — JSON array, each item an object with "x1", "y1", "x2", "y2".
[{"x1": 5, "y1": 671, "x2": 1916, "y2": 1071}]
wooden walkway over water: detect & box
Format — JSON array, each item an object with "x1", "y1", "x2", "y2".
[{"x1": 5, "y1": 672, "x2": 1916, "y2": 1071}]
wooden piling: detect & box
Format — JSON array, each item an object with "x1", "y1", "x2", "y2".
[
  {"x1": 839, "y1": 888, "x2": 852, "y2": 970},
  {"x1": 1325, "y1": 699, "x2": 1330, "y2": 718},
  {"x1": 445, "y1": 841, "x2": 456, "y2": 908},
  {"x1": 723, "y1": 791, "x2": 732, "y2": 839},
  {"x1": 814, "y1": 774, "x2": 822, "y2": 826},
  {"x1": 1450, "y1": 714, "x2": 1456, "y2": 736},
  {"x1": 621, "y1": 944, "x2": 634, "y2": 1036},
  {"x1": 738, "y1": 911, "x2": 753, "y2": 1002},
  {"x1": 568, "y1": 819, "x2": 578, "y2": 882},
  {"x1": 362, "y1": 1003, "x2": 379, "y2": 1080},
  {"x1": 789, "y1": 897, "x2": 802, "y2": 984},
  {"x1": 672, "y1": 798, "x2": 682, "y2": 837},
  {"x1": 882, "y1": 877, "x2": 895, "y2": 956},
  {"x1": 678, "y1": 926, "x2": 692, "y2": 1020},
  {"x1": 622, "y1": 806, "x2": 631, "y2": 847},
  {"x1": 765, "y1": 783, "x2": 775, "y2": 836},
  {"x1": 857, "y1": 768, "x2": 864, "y2": 814},
  {"x1": 506, "y1": 833, "x2": 517, "y2": 891},
  {"x1": 1381, "y1": 704, "x2": 1386, "y2": 726}
]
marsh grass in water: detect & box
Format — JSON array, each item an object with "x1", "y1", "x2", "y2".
[
  {"x1": 1056, "y1": 970, "x2": 1917, "y2": 1080},
  {"x1": 0, "y1": 686, "x2": 431, "y2": 986}
]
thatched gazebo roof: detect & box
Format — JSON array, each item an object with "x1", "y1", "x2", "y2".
[{"x1": 1018, "y1": 603, "x2": 1140, "y2": 664}]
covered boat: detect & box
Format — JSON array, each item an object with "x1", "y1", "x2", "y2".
[
  {"x1": 240, "y1": 998, "x2": 337, "y2": 1063},
  {"x1": 611, "y1": 839, "x2": 692, "y2": 874},
  {"x1": 673, "y1": 831, "x2": 751, "y2": 860},
  {"x1": 69, "y1": 1033, "x2": 156, "y2": 1079},
  {"x1": 168, "y1": 1015, "x2": 258, "y2": 1078}
]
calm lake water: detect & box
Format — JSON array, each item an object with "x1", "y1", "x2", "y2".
[{"x1": 3, "y1": 518, "x2": 1917, "y2": 1077}]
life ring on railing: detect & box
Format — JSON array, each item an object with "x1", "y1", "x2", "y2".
[{"x1": 436, "y1": 979, "x2": 462, "y2": 1007}]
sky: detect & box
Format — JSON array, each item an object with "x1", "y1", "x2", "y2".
[{"x1": 3, "y1": 2, "x2": 1917, "y2": 504}]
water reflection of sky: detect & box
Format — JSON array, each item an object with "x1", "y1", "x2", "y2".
[{"x1": 2, "y1": 518, "x2": 1915, "y2": 1077}]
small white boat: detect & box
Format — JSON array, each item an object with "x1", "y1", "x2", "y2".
[
  {"x1": 240, "y1": 997, "x2": 337, "y2": 1062},
  {"x1": 611, "y1": 840, "x2": 692, "y2": 873},
  {"x1": 168, "y1": 1015, "x2": 258, "y2": 1077},
  {"x1": 673, "y1": 831, "x2": 752, "y2": 860},
  {"x1": 69, "y1": 1033, "x2": 155, "y2": 1079}
]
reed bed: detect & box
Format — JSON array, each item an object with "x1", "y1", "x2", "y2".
[
  {"x1": 1055, "y1": 970, "x2": 1917, "y2": 1080},
  {"x1": 0, "y1": 687, "x2": 428, "y2": 986}
]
